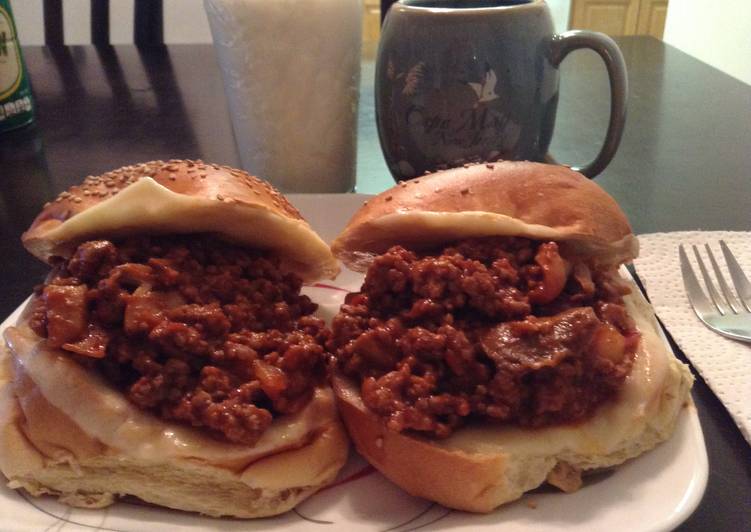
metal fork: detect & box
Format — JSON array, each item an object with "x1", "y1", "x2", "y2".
[{"x1": 679, "y1": 241, "x2": 751, "y2": 343}]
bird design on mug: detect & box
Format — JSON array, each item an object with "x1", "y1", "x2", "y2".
[{"x1": 468, "y1": 65, "x2": 500, "y2": 105}]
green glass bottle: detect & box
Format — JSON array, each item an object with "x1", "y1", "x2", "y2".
[{"x1": 0, "y1": 0, "x2": 35, "y2": 133}]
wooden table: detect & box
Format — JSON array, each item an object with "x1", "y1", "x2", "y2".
[{"x1": 0, "y1": 37, "x2": 749, "y2": 530}]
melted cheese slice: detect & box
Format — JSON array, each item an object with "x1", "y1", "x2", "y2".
[
  {"x1": 335, "y1": 210, "x2": 636, "y2": 272},
  {"x1": 4, "y1": 323, "x2": 335, "y2": 469},
  {"x1": 30, "y1": 177, "x2": 337, "y2": 281},
  {"x1": 334, "y1": 278, "x2": 692, "y2": 464},
  {"x1": 437, "y1": 284, "x2": 692, "y2": 459}
]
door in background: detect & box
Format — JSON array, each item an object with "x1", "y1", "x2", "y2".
[{"x1": 570, "y1": 0, "x2": 668, "y2": 39}]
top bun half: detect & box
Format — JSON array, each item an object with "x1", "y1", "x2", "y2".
[
  {"x1": 331, "y1": 162, "x2": 637, "y2": 271},
  {"x1": 23, "y1": 160, "x2": 338, "y2": 282}
]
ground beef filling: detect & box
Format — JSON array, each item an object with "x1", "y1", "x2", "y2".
[
  {"x1": 29, "y1": 235, "x2": 328, "y2": 445},
  {"x1": 328, "y1": 237, "x2": 639, "y2": 438}
]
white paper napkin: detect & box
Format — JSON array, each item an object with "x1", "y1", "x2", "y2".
[{"x1": 633, "y1": 231, "x2": 751, "y2": 445}]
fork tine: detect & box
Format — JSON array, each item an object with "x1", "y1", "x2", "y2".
[
  {"x1": 705, "y1": 244, "x2": 741, "y2": 313},
  {"x1": 692, "y1": 245, "x2": 729, "y2": 315},
  {"x1": 720, "y1": 240, "x2": 751, "y2": 312},
  {"x1": 679, "y1": 245, "x2": 716, "y2": 318}
]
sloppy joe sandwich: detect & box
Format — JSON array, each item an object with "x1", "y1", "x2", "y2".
[
  {"x1": 0, "y1": 160, "x2": 348, "y2": 517},
  {"x1": 328, "y1": 161, "x2": 693, "y2": 512}
]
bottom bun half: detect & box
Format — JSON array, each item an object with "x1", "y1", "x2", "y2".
[
  {"x1": 332, "y1": 280, "x2": 694, "y2": 513},
  {"x1": 0, "y1": 319, "x2": 349, "y2": 518}
]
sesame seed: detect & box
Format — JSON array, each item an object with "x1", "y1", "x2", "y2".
[
  {"x1": 216, "y1": 194, "x2": 224, "y2": 201},
  {"x1": 385, "y1": 196, "x2": 393, "y2": 202},
  {"x1": 461, "y1": 188, "x2": 470, "y2": 195},
  {"x1": 375, "y1": 437, "x2": 384, "y2": 449}
]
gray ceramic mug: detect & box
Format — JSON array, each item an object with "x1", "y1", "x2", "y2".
[{"x1": 376, "y1": 0, "x2": 628, "y2": 180}]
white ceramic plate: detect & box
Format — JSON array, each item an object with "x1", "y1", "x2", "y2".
[{"x1": 0, "y1": 194, "x2": 708, "y2": 532}]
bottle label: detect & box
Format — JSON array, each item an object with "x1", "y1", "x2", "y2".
[
  {"x1": 0, "y1": 5, "x2": 21, "y2": 101},
  {"x1": 0, "y1": 0, "x2": 34, "y2": 132}
]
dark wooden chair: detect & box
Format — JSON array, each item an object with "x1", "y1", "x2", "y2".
[
  {"x1": 38, "y1": 1, "x2": 198, "y2": 168},
  {"x1": 43, "y1": 0, "x2": 164, "y2": 47}
]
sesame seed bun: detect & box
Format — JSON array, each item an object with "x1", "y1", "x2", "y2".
[
  {"x1": 1, "y1": 161, "x2": 348, "y2": 517},
  {"x1": 331, "y1": 161, "x2": 637, "y2": 272},
  {"x1": 23, "y1": 160, "x2": 338, "y2": 281},
  {"x1": 329, "y1": 162, "x2": 691, "y2": 512},
  {"x1": 1, "y1": 320, "x2": 349, "y2": 517},
  {"x1": 331, "y1": 270, "x2": 693, "y2": 513}
]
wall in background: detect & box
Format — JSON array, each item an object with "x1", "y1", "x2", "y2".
[
  {"x1": 10, "y1": 0, "x2": 213, "y2": 45},
  {"x1": 9, "y1": 0, "x2": 44, "y2": 44},
  {"x1": 547, "y1": 0, "x2": 572, "y2": 34},
  {"x1": 165, "y1": 0, "x2": 212, "y2": 43},
  {"x1": 664, "y1": 0, "x2": 751, "y2": 85}
]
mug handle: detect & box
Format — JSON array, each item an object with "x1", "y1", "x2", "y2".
[{"x1": 547, "y1": 30, "x2": 628, "y2": 178}]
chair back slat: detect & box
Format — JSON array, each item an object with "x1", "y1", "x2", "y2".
[
  {"x1": 43, "y1": 0, "x2": 64, "y2": 46},
  {"x1": 134, "y1": 0, "x2": 164, "y2": 47},
  {"x1": 42, "y1": 0, "x2": 163, "y2": 46},
  {"x1": 91, "y1": 0, "x2": 110, "y2": 46}
]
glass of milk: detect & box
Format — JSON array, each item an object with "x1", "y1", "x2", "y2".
[{"x1": 204, "y1": 0, "x2": 362, "y2": 193}]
